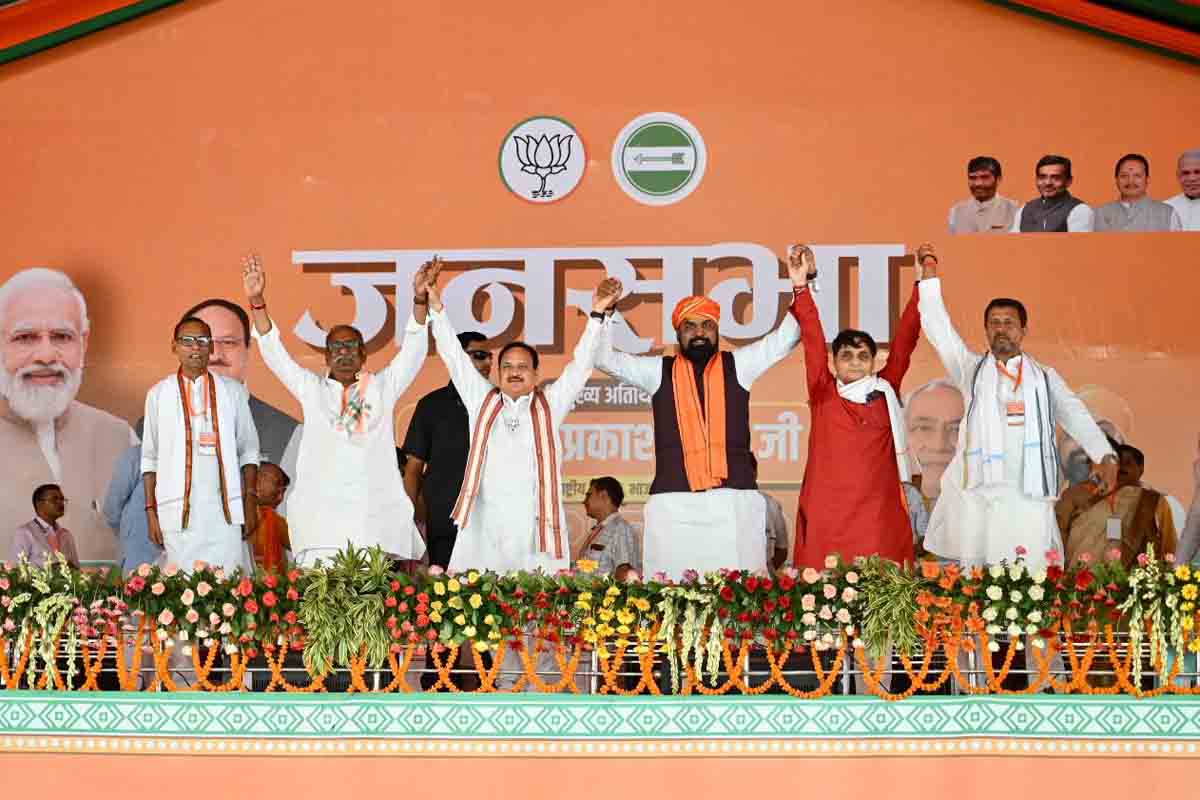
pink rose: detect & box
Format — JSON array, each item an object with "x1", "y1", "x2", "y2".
[
  {"x1": 151, "y1": 582, "x2": 166, "y2": 596},
  {"x1": 1106, "y1": 548, "x2": 1122, "y2": 561},
  {"x1": 0, "y1": 577, "x2": 9, "y2": 590},
  {"x1": 801, "y1": 568, "x2": 821, "y2": 585},
  {"x1": 1015, "y1": 545, "x2": 1027, "y2": 557},
  {"x1": 822, "y1": 584, "x2": 837, "y2": 599},
  {"x1": 1166, "y1": 553, "x2": 1177, "y2": 564},
  {"x1": 428, "y1": 565, "x2": 445, "y2": 576},
  {"x1": 222, "y1": 603, "x2": 236, "y2": 617},
  {"x1": 180, "y1": 589, "x2": 195, "y2": 606},
  {"x1": 197, "y1": 582, "x2": 212, "y2": 598},
  {"x1": 845, "y1": 572, "x2": 859, "y2": 585},
  {"x1": 1079, "y1": 552, "x2": 1093, "y2": 565},
  {"x1": 1137, "y1": 552, "x2": 1150, "y2": 567},
  {"x1": 824, "y1": 555, "x2": 839, "y2": 570},
  {"x1": 841, "y1": 587, "x2": 858, "y2": 604},
  {"x1": 835, "y1": 608, "x2": 851, "y2": 624},
  {"x1": 1045, "y1": 549, "x2": 1062, "y2": 565},
  {"x1": 163, "y1": 564, "x2": 180, "y2": 578},
  {"x1": 192, "y1": 561, "x2": 209, "y2": 572},
  {"x1": 158, "y1": 609, "x2": 174, "y2": 626},
  {"x1": 818, "y1": 605, "x2": 833, "y2": 621},
  {"x1": 136, "y1": 563, "x2": 152, "y2": 578},
  {"x1": 185, "y1": 609, "x2": 200, "y2": 624},
  {"x1": 209, "y1": 612, "x2": 221, "y2": 626},
  {"x1": 801, "y1": 594, "x2": 816, "y2": 611}
]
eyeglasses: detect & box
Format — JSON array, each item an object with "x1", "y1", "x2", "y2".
[
  {"x1": 327, "y1": 340, "x2": 361, "y2": 355},
  {"x1": 176, "y1": 335, "x2": 212, "y2": 348},
  {"x1": 467, "y1": 350, "x2": 492, "y2": 362}
]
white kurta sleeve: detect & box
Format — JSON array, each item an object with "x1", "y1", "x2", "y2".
[
  {"x1": 428, "y1": 307, "x2": 494, "y2": 413},
  {"x1": 379, "y1": 314, "x2": 430, "y2": 402},
  {"x1": 595, "y1": 313, "x2": 663, "y2": 395},
  {"x1": 252, "y1": 322, "x2": 318, "y2": 404},
  {"x1": 233, "y1": 384, "x2": 261, "y2": 468},
  {"x1": 732, "y1": 313, "x2": 800, "y2": 390},
  {"x1": 917, "y1": 278, "x2": 980, "y2": 387},
  {"x1": 140, "y1": 384, "x2": 160, "y2": 474},
  {"x1": 547, "y1": 317, "x2": 603, "y2": 420},
  {"x1": 1171, "y1": 209, "x2": 1184, "y2": 232},
  {"x1": 1047, "y1": 367, "x2": 1114, "y2": 464},
  {"x1": 1067, "y1": 204, "x2": 1095, "y2": 232}
]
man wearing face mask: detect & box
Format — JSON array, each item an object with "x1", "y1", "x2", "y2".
[
  {"x1": 917, "y1": 245, "x2": 1116, "y2": 571},
  {"x1": 241, "y1": 255, "x2": 430, "y2": 567},
  {"x1": 596, "y1": 256, "x2": 808, "y2": 579},
  {"x1": 789, "y1": 245, "x2": 927, "y2": 568}
]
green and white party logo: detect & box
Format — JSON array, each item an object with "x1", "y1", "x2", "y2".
[{"x1": 612, "y1": 112, "x2": 707, "y2": 206}]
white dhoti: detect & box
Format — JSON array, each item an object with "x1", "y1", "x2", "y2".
[
  {"x1": 643, "y1": 489, "x2": 766, "y2": 580},
  {"x1": 162, "y1": 452, "x2": 249, "y2": 575},
  {"x1": 929, "y1": 482, "x2": 1059, "y2": 573}
]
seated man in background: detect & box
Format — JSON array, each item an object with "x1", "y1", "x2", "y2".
[
  {"x1": 252, "y1": 462, "x2": 291, "y2": 573},
  {"x1": 13, "y1": 483, "x2": 79, "y2": 567},
  {"x1": 1093, "y1": 154, "x2": 1182, "y2": 232},
  {"x1": 1056, "y1": 442, "x2": 1176, "y2": 568},
  {"x1": 577, "y1": 476, "x2": 642, "y2": 580},
  {"x1": 948, "y1": 156, "x2": 1018, "y2": 234}
]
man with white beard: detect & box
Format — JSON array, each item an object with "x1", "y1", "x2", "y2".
[{"x1": 0, "y1": 268, "x2": 137, "y2": 564}]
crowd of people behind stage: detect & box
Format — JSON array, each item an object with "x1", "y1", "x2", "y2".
[
  {"x1": 948, "y1": 148, "x2": 1200, "y2": 233},
  {"x1": 3, "y1": 244, "x2": 1199, "y2": 628}
]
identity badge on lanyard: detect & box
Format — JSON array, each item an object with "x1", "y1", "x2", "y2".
[
  {"x1": 999, "y1": 359, "x2": 1025, "y2": 427},
  {"x1": 1105, "y1": 494, "x2": 1122, "y2": 541},
  {"x1": 185, "y1": 377, "x2": 217, "y2": 457}
]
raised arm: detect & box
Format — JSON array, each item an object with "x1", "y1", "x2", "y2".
[
  {"x1": 379, "y1": 315, "x2": 430, "y2": 400},
  {"x1": 915, "y1": 248, "x2": 979, "y2": 386},
  {"x1": 242, "y1": 255, "x2": 317, "y2": 401},
  {"x1": 596, "y1": 314, "x2": 663, "y2": 395},
  {"x1": 732, "y1": 242, "x2": 812, "y2": 389},
  {"x1": 788, "y1": 286, "x2": 832, "y2": 398},
  {"x1": 545, "y1": 278, "x2": 621, "y2": 418},
  {"x1": 877, "y1": 282, "x2": 922, "y2": 392}
]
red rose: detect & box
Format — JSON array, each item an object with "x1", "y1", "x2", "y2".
[
  {"x1": 727, "y1": 571, "x2": 742, "y2": 583},
  {"x1": 762, "y1": 627, "x2": 778, "y2": 641},
  {"x1": 244, "y1": 599, "x2": 259, "y2": 614},
  {"x1": 269, "y1": 613, "x2": 279, "y2": 623},
  {"x1": 737, "y1": 612, "x2": 751, "y2": 623},
  {"x1": 286, "y1": 588, "x2": 299, "y2": 601},
  {"x1": 426, "y1": 629, "x2": 437, "y2": 641},
  {"x1": 763, "y1": 598, "x2": 777, "y2": 613},
  {"x1": 716, "y1": 607, "x2": 729, "y2": 619},
  {"x1": 745, "y1": 577, "x2": 759, "y2": 592},
  {"x1": 1075, "y1": 569, "x2": 1095, "y2": 592},
  {"x1": 398, "y1": 602, "x2": 409, "y2": 613},
  {"x1": 720, "y1": 586, "x2": 735, "y2": 602},
  {"x1": 386, "y1": 616, "x2": 397, "y2": 629},
  {"x1": 778, "y1": 595, "x2": 792, "y2": 608},
  {"x1": 262, "y1": 591, "x2": 278, "y2": 608},
  {"x1": 237, "y1": 577, "x2": 254, "y2": 598},
  {"x1": 417, "y1": 614, "x2": 430, "y2": 627},
  {"x1": 264, "y1": 574, "x2": 279, "y2": 589},
  {"x1": 761, "y1": 578, "x2": 774, "y2": 592},
  {"x1": 783, "y1": 611, "x2": 794, "y2": 622},
  {"x1": 1046, "y1": 565, "x2": 1064, "y2": 582},
  {"x1": 778, "y1": 575, "x2": 796, "y2": 591},
  {"x1": 417, "y1": 592, "x2": 430, "y2": 604},
  {"x1": 404, "y1": 585, "x2": 415, "y2": 596},
  {"x1": 284, "y1": 611, "x2": 297, "y2": 624},
  {"x1": 385, "y1": 596, "x2": 397, "y2": 608},
  {"x1": 287, "y1": 569, "x2": 300, "y2": 583}
]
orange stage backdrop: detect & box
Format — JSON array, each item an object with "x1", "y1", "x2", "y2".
[{"x1": 1, "y1": 0, "x2": 1199, "y2": 558}]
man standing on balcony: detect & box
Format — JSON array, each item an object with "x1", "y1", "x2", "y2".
[
  {"x1": 241, "y1": 255, "x2": 429, "y2": 567},
  {"x1": 596, "y1": 257, "x2": 808, "y2": 579},
  {"x1": 917, "y1": 247, "x2": 1116, "y2": 571}
]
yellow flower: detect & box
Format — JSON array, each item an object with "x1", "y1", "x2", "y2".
[
  {"x1": 474, "y1": 640, "x2": 490, "y2": 653},
  {"x1": 467, "y1": 571, "x2": 480, "y2": 585},
  {"x1": 1183, "y1": 584, "x2": 1198, "y2": 601},
  {"x1": 429, "y1": 611, "x2": 442, "y2": 623},
  {"x1": 598, "y1": 608, "x2": 615, "y2": 622},
  {"x1": 616, "y1": 625, "x2": 631, "y2": 635},
  {"x1": 577, "y1": 559, "x2": 599, "y2": 574},
  {"x1": 1189, "y1": 638, "x2": 1200, "y2": 654},
  {"x1": 447, "y1": 578, "x2": 461, "y2": 593},
  {"x1": 616, "y1": 638, "x2": 629, "y2": 649},
  {"x1": 484, "y1": 614, "x2": 495, "y2": 626},
  {"x1": 578, "y1": 592, "x2": 593, "y2": 603},
  {"x1": 1175, "y1": 565, "x2": 1192, "y2": 581},
  {"x1": 463, "y1": 625, "x2": 477, "y2": 638},
  {"x1": 469, "y1": 593, "x2": 483, "y2": 609},
  {"x1": 448, "y1": 596, "x2": 464, "y2": 609},
  {"x1": 634, "y1": 598, "x2": 651, "y2": 612},
  {"x1": 1183, "y1": 616, "x2": 1195, "y2": 631},
  {"x1": 617, "y1": 609, "x2": 635, "y2": 625},
  {"x1": 433, "y1": 582, "x2": 445, "y2": 596},
  {"x1": 488, "y1": 630, "x2": 501, "y2": 640},
  {"x1": 575, "y1": 599, "x2": 592, "y2": 611},
  {"x1": 596, "y1": 624, "x2": 614, "y2": 637},
  {"x1": 431, "y1": 600, "x2": 444, "y2": 611},
  {"x1": 605, "y1": 585, "x2": 621, "y2": 597},
  {"x1": 454, "y1": 614, "x2": 467, "y2": 626}
]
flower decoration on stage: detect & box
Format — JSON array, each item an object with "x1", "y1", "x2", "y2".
[
  {"x1": 967, "y1": 551, "x2": 1055, "y2": 652},
  {"x1": 513, "y1": 133, "x2": 574, "y2": 198}
]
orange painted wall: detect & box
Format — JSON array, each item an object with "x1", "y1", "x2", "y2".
[{"x1": 1, "y1": 0, "x2": 1198, "y2": 547}]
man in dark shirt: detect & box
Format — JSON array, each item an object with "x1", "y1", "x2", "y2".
[{"x1": 401, "y1": 331, "x2": 492, "y2": 568}]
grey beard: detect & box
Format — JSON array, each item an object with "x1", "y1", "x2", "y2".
[{"x1": 0, "y1": 365, "x2": 82, "y2": 423}]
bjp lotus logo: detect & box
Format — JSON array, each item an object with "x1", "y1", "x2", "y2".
[{"x1": 499, "y1": 116, "x2": 586, "y2": 204}]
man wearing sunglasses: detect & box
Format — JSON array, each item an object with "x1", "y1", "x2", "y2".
[
  {"x1": 242, "y1": 255, "x2": 430, "y2": 567},
  {"x1": 142, "y1": 317, "x2": 261, "y2": 573}
]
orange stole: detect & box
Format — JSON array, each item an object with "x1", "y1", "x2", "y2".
[
  {"x1": 671, "y1": 354, "x2": 729, "y2": 491},
  {"x1": 254, "y1": 506, "x2": 290, "y2": 572}
]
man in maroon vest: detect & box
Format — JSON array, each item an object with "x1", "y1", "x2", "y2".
[{"x1": 596, "y1": 258, "x2": 809, "y2": 579}]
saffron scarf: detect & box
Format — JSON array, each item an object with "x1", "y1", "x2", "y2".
[
  {"x1": 452, "y1": 388, "x2": 564, "y2": 559},
  {"x1": 177, "y1": 370, "x2": 231, "y2": 529},
  {"x1": 671, "y1": 354, "x2": 728, "y2": 491}
]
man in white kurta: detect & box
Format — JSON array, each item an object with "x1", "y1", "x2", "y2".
[
  {"x1": 1166, "y1": 149, "x2": 1200, "y2": 231},
  {"x1": 596, "y1": 259, "x2": 808, "y2": 580},
  {"x1": 242, "y1": 256, "x2": 428, "y2": 567},
  {"x1": 143, "y1": 319, "x2": 260, "y2": 574},
  {"x1": 916, "y1": 248, "x2": 1116, "y2": 573},
  {"x1": 426, "y1": 279, "x2": 617, "y2": 574}
]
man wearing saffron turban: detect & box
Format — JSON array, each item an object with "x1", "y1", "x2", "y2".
[{"x1": 596, "y1": 260, "x2": 810, "y2": 579}]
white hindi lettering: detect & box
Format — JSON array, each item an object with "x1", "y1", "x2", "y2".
[
  {"x1": 290, "y1": 244, "x2": 904, "y2": 349},
  {"x1": 558, "y1": 414, "x2": 802, "y2": 465}
]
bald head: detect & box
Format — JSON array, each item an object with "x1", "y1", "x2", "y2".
[{"x1": 1178, "y1": 148, "x2": 1200, "y2": 199}]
